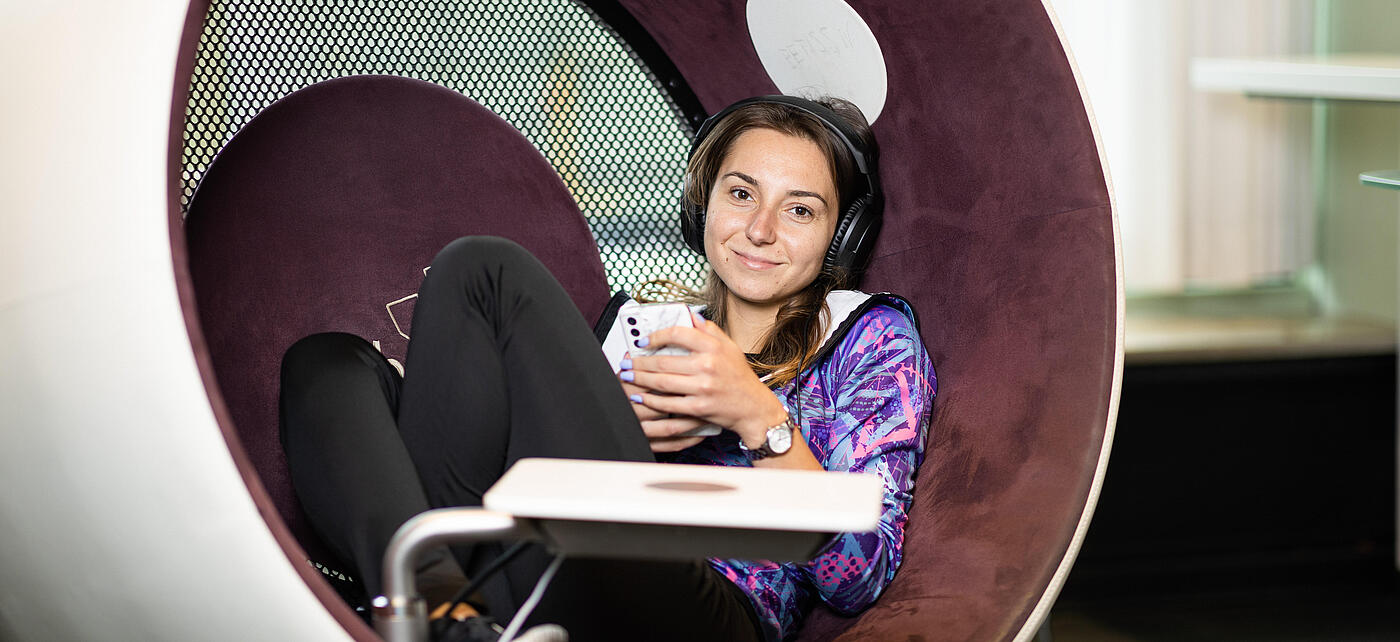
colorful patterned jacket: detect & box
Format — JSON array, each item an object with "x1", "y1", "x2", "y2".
[{"x1": 602, "y1": 290, "x2": 936, "y2": 640}]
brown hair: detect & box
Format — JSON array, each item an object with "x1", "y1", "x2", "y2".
[{"x1": 659, "y1": 96, "x2": 874, "y2": 389}]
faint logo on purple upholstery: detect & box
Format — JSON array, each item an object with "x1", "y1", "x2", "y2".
[{"x1": 374, "y1": 266, "x2": 430, "y2": 376}]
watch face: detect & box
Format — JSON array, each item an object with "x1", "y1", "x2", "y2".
[{"x1": 768, "y1": 424, "x2": 793, "y2": 453}]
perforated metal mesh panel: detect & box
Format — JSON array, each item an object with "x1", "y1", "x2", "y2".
[{"x1": 182, "y1": 0, "x2": 704, "y2": 292}]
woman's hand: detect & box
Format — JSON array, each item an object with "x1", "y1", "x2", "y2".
[
  {"x1": 620, "y1": 313, "x2": 789, "y2": 448},
  {"x1": 619, "y1": 349, "x2": 709, "y2": 452},
  {"x1": 620, "y1": 376, "x2": 709, "y2": 452}
]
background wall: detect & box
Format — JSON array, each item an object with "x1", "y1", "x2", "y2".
[{"x1": 1060, "y1": 0, "x2": 1400, "y2": 616}]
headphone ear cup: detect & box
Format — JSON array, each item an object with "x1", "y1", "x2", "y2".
[
  {"x1": 826, "y1": 196, "x2": 876, "y2": 273},
  {"x1": 679, "y1": 174, "x2": 707, "y2": 256},
  {"x1": 841, "y1": 206, "x2": 881, "y2": 275}
]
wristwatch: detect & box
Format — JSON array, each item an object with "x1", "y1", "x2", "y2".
[{"x1": 739, "y1": 416, "x2": 795, "y2": 461}]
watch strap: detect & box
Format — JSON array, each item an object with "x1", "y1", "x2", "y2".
[{"x1": 739, "y1": 417, "x2": 794, "y2": 461}]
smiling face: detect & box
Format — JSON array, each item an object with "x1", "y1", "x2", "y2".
[{"x1": 703, "y1": 127, "x2": 840, "y2": 314}]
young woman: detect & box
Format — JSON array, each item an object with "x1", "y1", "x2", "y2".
[{"x1": 279, "y1": 95, "x2": 935, "y2": 641}]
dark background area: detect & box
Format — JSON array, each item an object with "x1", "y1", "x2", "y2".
[{"x1": 1051, "y1": 353, "x2": 1400, "y2": 640}]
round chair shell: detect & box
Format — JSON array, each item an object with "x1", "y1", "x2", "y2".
[{"x1": 0, "y1": 1, "x2": 1119, "y2": 640}]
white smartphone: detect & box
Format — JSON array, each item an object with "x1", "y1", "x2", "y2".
[
  {"x1": 622, "y1": 302, "x2": 694, "y2": 357},
  {"x1": 621, "y1": 303, "x2": 721, "y2": 437}
]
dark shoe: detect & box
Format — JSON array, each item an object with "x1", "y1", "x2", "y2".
[{"x1": 432, "y1": 614, "x2": 503, "y2": 642}]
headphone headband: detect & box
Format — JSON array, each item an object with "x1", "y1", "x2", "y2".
[
  {"x1": 689, "y1": 95, "x2": 876, "y2": 176},
  {"x1": 680, "y1": 95, "x2": 883, "y2": 276}
]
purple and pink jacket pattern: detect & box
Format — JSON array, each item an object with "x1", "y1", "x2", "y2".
[{"x1": 668, "y1": 298, "x2": 935, "y2": 641}]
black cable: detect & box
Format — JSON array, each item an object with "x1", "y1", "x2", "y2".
[{"x1": 437, "y1": 541, "x2": 531, "y2": 624}]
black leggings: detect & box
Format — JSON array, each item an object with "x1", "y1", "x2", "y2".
[{"x1": 279, "y1": 236, "x2": 762, "y2": 641}]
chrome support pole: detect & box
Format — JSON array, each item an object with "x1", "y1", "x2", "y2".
[{"x1": 373, "y1": 508, "x2": 534, "y2": 642}]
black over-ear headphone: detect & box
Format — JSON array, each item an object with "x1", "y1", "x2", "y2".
[{"x1": 679, "y1": 95, "x2": 883, "y2": 276}]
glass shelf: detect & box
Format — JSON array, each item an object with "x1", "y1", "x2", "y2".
[
  {"x1": 1360, "y1": 170, "x2": 1400, "y2": 190},
  {"x1": 1191, "y1": 54, "x2": 1400, "y2": 101}
]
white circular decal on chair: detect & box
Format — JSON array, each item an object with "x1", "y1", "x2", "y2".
[{"x1": 746, "y1": 0, "x2": 889, "y2": 123}]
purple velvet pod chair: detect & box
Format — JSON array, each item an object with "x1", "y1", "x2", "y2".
[{"x1": 179, "y1": 1, "x2": 1121, "y2": 640}]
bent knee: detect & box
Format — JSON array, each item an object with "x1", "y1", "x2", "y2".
[
  {"x1": 281, "y1": 332, "x2": 383, "y2": 385},
  {"x1": 431, "y1": 236, "x2": 542, "y2": 275},
  {"x1": 425, "y1": 236, "x2": 554, "y2": 297}
]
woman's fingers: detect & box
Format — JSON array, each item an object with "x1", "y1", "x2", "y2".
[
  {"x1": 639, "y1": 325, "x2": 714, "y2": 356},
  {"x1": 692, "y1": 311, "x2": 734, "y2": 342},
  {"x1": 622, "y1": 369, "x2": 706, "y2": 396},
  {"x1": 627, "y1": 389, "x2": 698, "y2": 418},
  {"x1": 648, "y1": 435, "x2": 706, "y2": 453},
  {"x1": 640, "y1": 415, "x2": 708, "y2": 439},
  {"x1": 688, "y1": 310, "x2": 744, "y2": 349},
  {"x1": 624, "y1": 379, "x2": 706, "y2": 427},
  {"x1": 641, "y1": 414, "x2": 708, "y2": 452},
  {"x1": 625, "y1": 353, "x2": 697, "y2": 375},
  {"x1": 621, "y1": 380, "x2": 668, "y2": 421}
]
